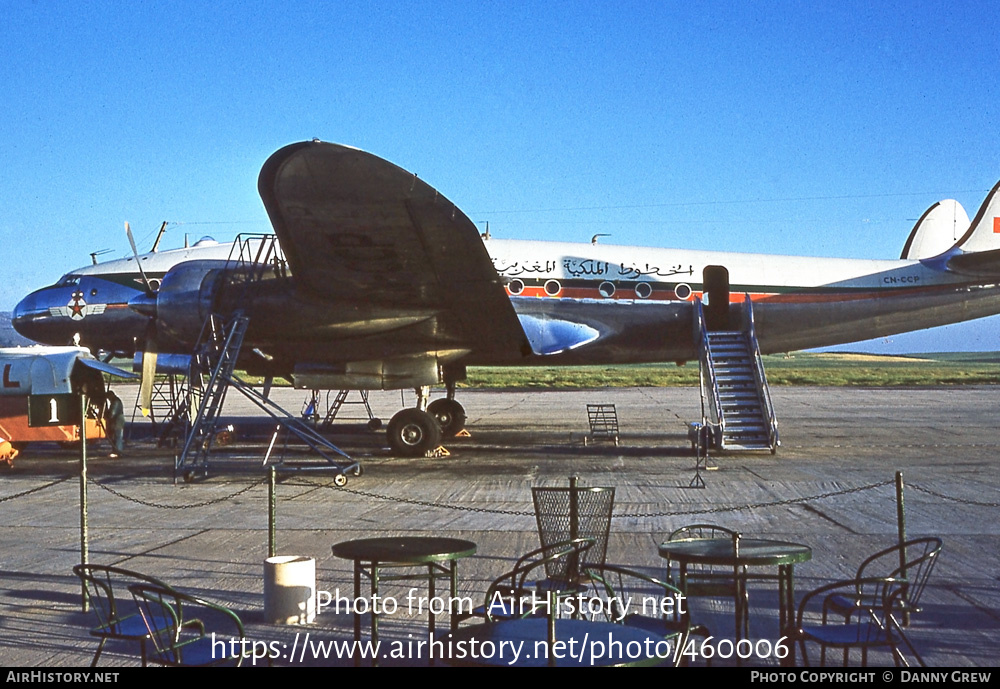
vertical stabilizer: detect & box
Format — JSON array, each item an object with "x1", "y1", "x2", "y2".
[
  {"x1": 900, "y1": 199, "x2": 969, "y2": 259},
  {"x1": 954, "y1": 180, "x2": 1000, "y2": 253}
]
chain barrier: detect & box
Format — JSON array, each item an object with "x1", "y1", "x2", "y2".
[
  {"x1": 6, "y1": 474, "x2": 992, "y2": 516},
  {"x1": 293, "y1": 478, "x2": 536, "y2": 516},
  {"x1": 91, "y1": 476, "x2": 268, "y2": 509},
  {"x1": 0, "y1": 478, "x2": 70, "y2": 503},
  {"x1": 289, "y1": 477, "x2": 898, "y2": 520},
  {"x1": 910, "y1": 483, "x2": 1000, "y2": 508},
  {"x1": 621, "y1": 479, "x2": 895, "y2": 518}
]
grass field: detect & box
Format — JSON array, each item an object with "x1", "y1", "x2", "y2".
[{"x1": 460, "y1": 351, "x2": 1000, "y2": 388}]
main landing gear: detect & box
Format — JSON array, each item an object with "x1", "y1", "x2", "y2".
[
  {"x1": 387, "y1": 408, "x2": 441, "y2": 456},
  {"x1": 427, "y1": 398, "x2": 467, "y2": 437},
  {"x1": 385, "y1": 384, "x2": 467, "y2": 457}
]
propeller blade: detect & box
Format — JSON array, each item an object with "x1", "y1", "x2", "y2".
[
  {"x1": 139, "y1": 323, "x2": 158, "y2": 417},
  {"x1": 125, "y1": 221, "x2": 155, "y2": 295}
]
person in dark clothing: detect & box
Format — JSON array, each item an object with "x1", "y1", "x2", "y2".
[{"x1": 104, "y1": 391, "x2": 125, "y2": 458}]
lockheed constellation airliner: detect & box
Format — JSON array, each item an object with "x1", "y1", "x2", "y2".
[{"x1": 12, "y1": 141, "x2": 1000, "y2": 455}]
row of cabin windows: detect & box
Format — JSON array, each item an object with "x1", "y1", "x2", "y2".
[{"x1": 507, "y1": 279, "x2": 692, "y2": 301}]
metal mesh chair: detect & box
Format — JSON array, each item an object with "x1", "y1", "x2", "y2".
[
  {"x1": 795, "y1": 577, "x2": 909, "y2": 666},
  {"x1": 584, "y1": 563, "x2": 692, "y2": 666},
  {"x1": 532, "y1": 480, "x2": 614, "y2": 585},
  {"x1": 128, "y1": 583, "x2": 246, "y2": 667},
  {"x1": 470, "y1": 538, "x2": 595, "y2": 622},
  {"x1": 826, "y1": 537, "x2": 942, "y2": 619},
  {"x1": 72, "y1": 564, "x2": 173, "y2": 667},
  {"x1": 822, "y1": 537, "x2": 942, "y2": 666}
]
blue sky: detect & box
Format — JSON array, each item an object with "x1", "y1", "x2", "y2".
[{"x1": 3, "y1": 1, "x2": 999, "y2": 352}]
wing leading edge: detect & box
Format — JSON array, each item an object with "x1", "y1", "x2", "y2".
[{"x1": 258, "y1": 140, "x2": 530, "y2": 361}]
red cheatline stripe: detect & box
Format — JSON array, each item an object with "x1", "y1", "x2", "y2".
[{"x1": 507, "y1": 282, "x2": 961, "y2": 304}]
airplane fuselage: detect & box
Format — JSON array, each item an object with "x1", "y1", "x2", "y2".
[{"x1": 13, "y1": 235, "x2": 996, "y2": 375}]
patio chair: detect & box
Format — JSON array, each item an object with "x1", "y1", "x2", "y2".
[
  {"x1": 72, "y1": 564, "x2": 173, "y2": 667},
  {"x1": 822, "y1": 537, "x2": 942, "y2": 666},
  {"x1": 825, "y1": 537, "x2": 942, "y2": 619},
  {"x1": 794, "y1": 576, "x2": 909, "y2": 666},
  {"x1": 532, "y1": 482, "x2": 614, "y2": 586},
  {"x1": 664, "y1": 524, "x2": 746, "y2": 639},
  {"x1": 128, "y1": 583, "x2": 246, "y2": 666},
  {"x1": 584, "y1": 564, "x2": 693, "y2": 666},
  {"x1": 461, "y1": 538, "x2": 595, "y2": 623}
]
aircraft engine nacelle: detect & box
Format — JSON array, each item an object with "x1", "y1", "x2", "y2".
[
  {"x1": 130, "y1": 260, "x2": 229, "y2": 346},
  {"x1": 292, "y1": 357, "x2": 443, "y2": 390},
  {"x1": 131, "y1": 352, "x2": 194, "y2": 375}
]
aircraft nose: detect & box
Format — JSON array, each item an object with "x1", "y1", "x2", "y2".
[{"x1": 12, "y1": 291, "x2": 41, "y2": 339}]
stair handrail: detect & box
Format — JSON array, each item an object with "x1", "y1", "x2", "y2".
[
  {"x1": 694, "y1": 297, "x2": 724, "y2": 440},
  {"x1": 741, "y1": 294, "x2": 779, "y2": 451},
  {"x1": 177, "y1": 311, "x2": 250, "y2": 467}
]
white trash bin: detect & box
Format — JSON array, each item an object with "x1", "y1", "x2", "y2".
[{"x1": 264, "y1": 556, "x2": 316, "y2": 624}]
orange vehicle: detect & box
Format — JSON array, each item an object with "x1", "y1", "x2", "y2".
[{"x1": 0, "y1": 346, "x2": 134, "y2": 465}]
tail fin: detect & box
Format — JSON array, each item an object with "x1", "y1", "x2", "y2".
[
  {"x1": 900, "y1": 199, "x2": 969, "y2": 259},
  {"x1": 953, "y1": 180, "x2": 1000, "y2": 253}
]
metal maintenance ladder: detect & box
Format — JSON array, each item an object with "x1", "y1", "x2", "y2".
[
  {"x1": 320, "y1": 389, "x2": 380, "y2": 429},
  {"x1": 129, "y1": 372, "x2": 182, "y2": 440},
  {"x1": 694, "y1": 296, "x2": 779, "y2": 454}
]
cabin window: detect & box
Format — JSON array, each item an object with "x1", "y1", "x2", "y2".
[
  {"x1": 598, "y1": 281, "x2": 616, "y2": 298},
  {"x1": 508, "y1": 279, "x2": 524, "y2": 295},
  {"x1": 544, "y1": 280, "x2": 562, "y2": 296},
  {"x1": 635, "y1": 282, "x2": 653, "y2": 299},
  {"x1": 674, "y1": 283, "x2": 692, "y2": 300}
]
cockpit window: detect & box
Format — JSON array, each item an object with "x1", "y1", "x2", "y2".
[{"x1": 56, "y1": 274, "x2": 81, "y2": 287}]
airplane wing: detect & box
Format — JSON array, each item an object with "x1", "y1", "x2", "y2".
[{"x1": 258, "y1": 141, "x2": 530, "y2": 359}]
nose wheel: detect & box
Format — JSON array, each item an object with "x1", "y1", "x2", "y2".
[{"x1": 387, "y1": 408, "x2": 442, "y2": 457}]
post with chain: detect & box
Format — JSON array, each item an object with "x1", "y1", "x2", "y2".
[
  {"x1": 269, "y1": 465, "x2": 277, "y2": 558},
  {"x1": 895, "y1": 470, "x2": 908, "y2": 625},
  {"x1": 79, "y1": 392, "x2": 89, "y2": 612}
]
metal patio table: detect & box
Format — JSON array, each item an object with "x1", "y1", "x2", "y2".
[
  {"x1": 332, "y1": 536, "x2": 477, "y2": 666},
  {"x1": 658, "y1": 537, "x2": 811, "y2": 664}
]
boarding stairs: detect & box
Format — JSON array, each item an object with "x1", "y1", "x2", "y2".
[
  {"x1": 175, "y1": 311, "x2": 250, "y2": 472},
  {"x1": 695, "y1": 295, "x2": 778, "y2": 454},
  {"x1": 173, "y1": 235, "x2": 358, "y2": 481}
]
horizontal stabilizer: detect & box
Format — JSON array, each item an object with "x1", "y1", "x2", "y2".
[
  {"x1": 944, "y1": 247, "x2": 1000, "y2": 278},
  {"x1": 517, "y1": 314, "x2": 600, "y2": 356}
]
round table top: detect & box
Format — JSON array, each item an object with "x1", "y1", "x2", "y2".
[
  {"x1": 440, "y1": 618, "x2": 671, "y2": 667},
  {"x1": 658, "y1": 537, "x2": 812, "y2": 567},
  {"x1": 331, "y1": 537, "x2": 477, "y2": 564}
]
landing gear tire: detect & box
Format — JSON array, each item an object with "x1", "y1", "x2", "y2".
[
  {"x1": 387, "y1": 408, "x2": 442, "y2": 457},
  {"x1": 334, "y1": 473, "x2": 347, "y2": 487},
  {"x1": 367, "y1": 418, "x2": 383, "y2": 431},
  {"x1": 427, "y1": 399, "x2": 467, "y2": 437}
]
